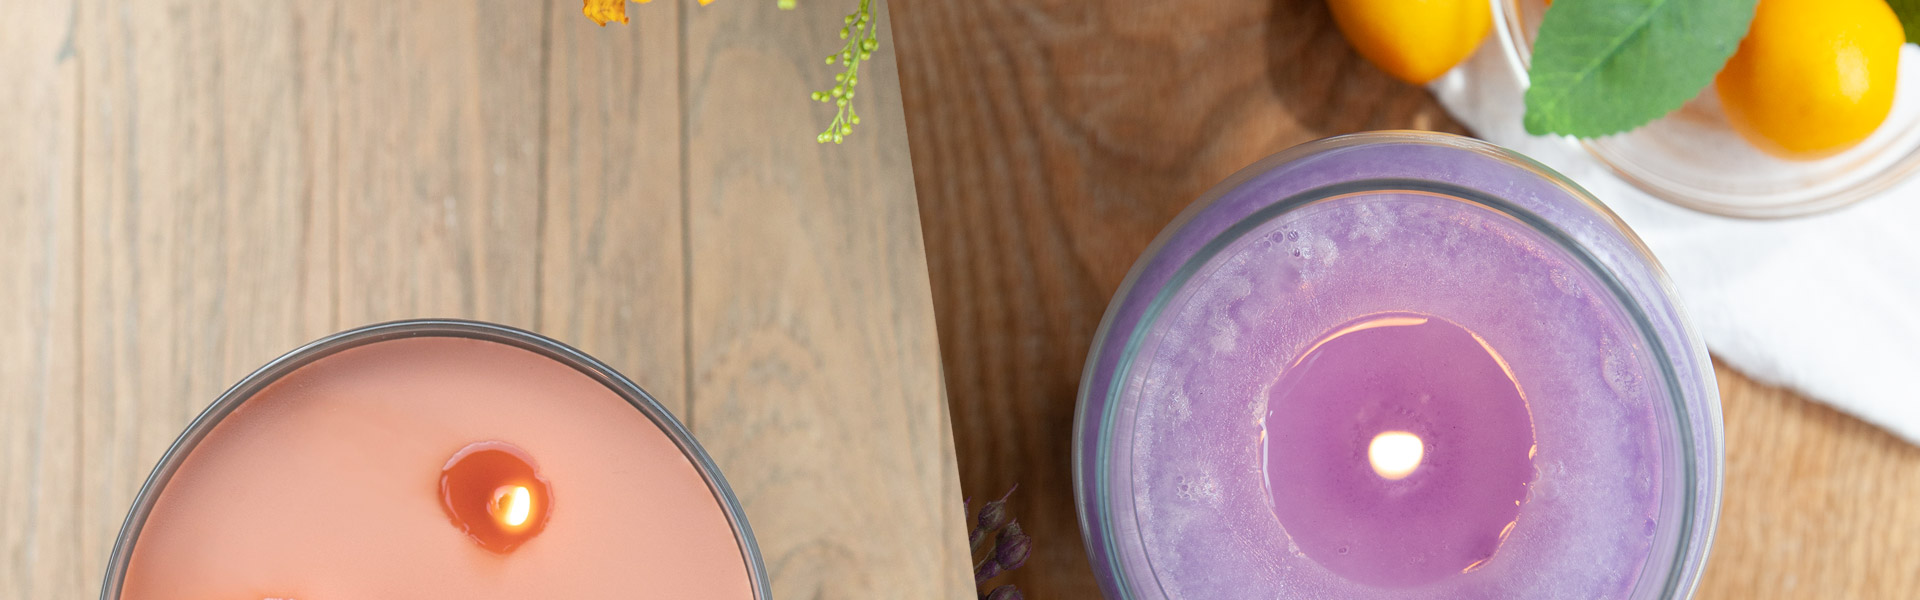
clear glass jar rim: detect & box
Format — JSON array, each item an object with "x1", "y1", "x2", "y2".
[{"x1": 98, "y1": 318, "x2": 772, "y2": 600}]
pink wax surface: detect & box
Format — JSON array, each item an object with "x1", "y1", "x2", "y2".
[
  {"x1": 1122, "y1": 192, "x2": 1664, "y2": 598},
  {"x1": 120, "y1": 336, "x2": 754, "y2": 599}
]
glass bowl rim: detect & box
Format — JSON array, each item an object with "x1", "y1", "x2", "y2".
[{"x1": 1489, "y1": 0, "x2": 1920, "y2": 219}]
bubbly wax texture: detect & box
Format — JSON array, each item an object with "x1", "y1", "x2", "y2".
[
  {"x1": 1122, "y1": 193, "x2": 1663, "y2": 598},
  {"x1": 121, "y1": 337, "x2": 754, "y2": 599}
]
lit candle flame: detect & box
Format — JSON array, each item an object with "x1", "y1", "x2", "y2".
[
  {"x1": 493, "y1": 485, "x2": 533, "y2": 528},
  {"x1": 1368, "y1": 431, "x2": 1424, "y2": 480}
]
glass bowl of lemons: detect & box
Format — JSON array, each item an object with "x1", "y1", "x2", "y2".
[{"x1": 1494, "y1": 0, "x2": 1920, "y2": 218}]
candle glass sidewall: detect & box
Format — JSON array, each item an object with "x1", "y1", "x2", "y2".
[
  {"x1": 1071, "y1": 131, "x2": 1724, "y2": 599},
  {"x1": 99, "y1": 319, "x2": 773, "y2": 600}
]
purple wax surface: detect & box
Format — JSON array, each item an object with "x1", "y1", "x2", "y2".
[{"x1": 1112, "y1": 192, "x2": 1664, "y2": 598}]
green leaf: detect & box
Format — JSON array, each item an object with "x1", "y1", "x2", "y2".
[
  {"x1": 1523, "y1": 0, "x2": 1758, "y2": 137},
  {"x1": 1891, "y1": 0, "x2": 1920, "y2": 43}
]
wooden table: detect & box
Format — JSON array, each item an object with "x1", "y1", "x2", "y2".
[
  {"x1": 0, "y1": 0, "x2": 972, "y2": 597},
  {"x1": 892, "y1": 0, "x2": 1920, "y2": 598}
]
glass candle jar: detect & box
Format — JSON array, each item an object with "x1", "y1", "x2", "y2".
[
  {"x1": 1073, "y1": 132, "x2": 1722, "y2": 599},
  {"x1": 102, "y1": 319, "x2": 770, "y2": 599}
]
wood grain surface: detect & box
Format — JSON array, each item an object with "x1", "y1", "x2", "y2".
[
  {"x1": 685, "y1": 0, "x2": 971, "y2": 596},
  {"x1": 75, "y1": 0, "x2": 340, "y2": 585},
  {"x1": 0, "y1": 1, "x2": 81, "y2": 597},
  {"x1": 890, "y1": 0, "x2": 1920, "y2": 598},
  {"x1": 0, "y1": 0, "x2": 971, "y2": 597},
  {"x1": 542, "y1": 0, "x2": 688, "y2": 415}
]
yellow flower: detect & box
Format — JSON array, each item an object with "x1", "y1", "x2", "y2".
[
  {"x1": 584, "y1": 0, "x2": 717, "y2": 27},
  {"x1": 583, "y1": 0, "x2": 629, "y2": 26}
]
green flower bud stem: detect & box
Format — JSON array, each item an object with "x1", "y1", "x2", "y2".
[{"x1": 811, "y1": 0, "x2": 881, "y2": 144}]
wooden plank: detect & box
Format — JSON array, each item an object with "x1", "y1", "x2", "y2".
[
  {"x1": 1699, "y1": 363, "x2": 1920, "y2": 599},
  {"x1": 684, "y1": 0, "x2": 971, "y2": 596},
  {"x1": 541, "y1": 1, "x2": 688, "y2": 414},
  {"x1": 0, "y1": 1, "x2": 81, "y2": 597},
  {"x1": 331, "y1": 0, "x2": 546, "y2": 328},
  {"x1": 76, "y1": 0, "x2": 338, "y2": 590},
  {"x1": 891, "y1": 0, "x2": 1920, "y2": 598}
]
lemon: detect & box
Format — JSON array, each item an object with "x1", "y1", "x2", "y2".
[
  {"x1": 1715, "y1": 0, "x2": 1904, "y2": 160},
  {"x1": 1327, "y1": 0, "x2": 1491, "y2": 85}
]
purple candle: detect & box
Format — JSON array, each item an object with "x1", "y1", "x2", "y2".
[{"x1": 1074, "y1": 132, "x2": 1723, "y2": 599}]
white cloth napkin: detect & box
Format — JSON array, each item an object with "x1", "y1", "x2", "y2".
[{"x1": 1428, "y1": 41, "x2": 1920, "y2": 445}]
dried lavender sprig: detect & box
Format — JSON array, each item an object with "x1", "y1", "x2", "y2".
[
  {"x1": 992, "y1": 520, "x2": 1032, "y2": 571},
  {"x1": 970, "y1": 484, "x2": 1019, "y2": 551},
  {"x1": 974, "y1": 555, "x2": 1003, "y2": 585},
  {"x1": 970, "y1": 484, "x2": 1029, "y2": 593}
]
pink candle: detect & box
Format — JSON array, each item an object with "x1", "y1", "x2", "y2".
[{"x1": 105, "y1": 321, "x2": 766, "y2": 599}]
